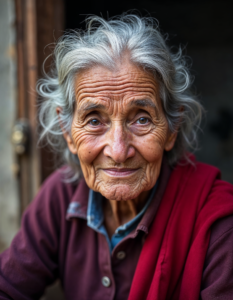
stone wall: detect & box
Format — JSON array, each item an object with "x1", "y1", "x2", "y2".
[{"x1": 0, "y1": 0, "x2": 19, "y2": 253}]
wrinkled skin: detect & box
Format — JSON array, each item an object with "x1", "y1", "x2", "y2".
[{"x1": 60, "y1": 60, "x2": 177, "y2": 233}]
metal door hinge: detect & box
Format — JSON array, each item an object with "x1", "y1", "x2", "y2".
[{"x1": 12, "y1": 119, "x2": 30, "y2": 155}]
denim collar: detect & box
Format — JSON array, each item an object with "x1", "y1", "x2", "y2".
[{"x1": 86, "y1": 182, "x2": 158, "y2": 251}]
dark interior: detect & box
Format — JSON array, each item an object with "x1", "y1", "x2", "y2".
[{"x1": 64, "y1": 0, "x2": 233, "y2": 47}]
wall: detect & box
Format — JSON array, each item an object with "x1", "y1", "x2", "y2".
[
  {"x1": 192, "y1": 47, "x2": 233, "y2": 183},
  {"x1": 0, "y1": 0, "x2": 19, "y2": 252}
]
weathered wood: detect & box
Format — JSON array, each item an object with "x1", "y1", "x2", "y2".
[
  {"x1": 25, "y1": 0, "x2": 41, "y2": 201},
  {"x1": 15, "y1": 0, "x2": 39, "y2": 214},
  {"x1": 36, "y1": 0, "x2": 64, "y2": 182},
  {"x1": 15, "y1": 0, "x2": 64, "y2": 214}
]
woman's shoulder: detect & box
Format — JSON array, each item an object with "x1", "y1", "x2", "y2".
[
  {"x1": 41, "y1": 166, "x2": 79, "y2": 196},
  {"x1": 25, "y1": 166, "x2": 85, "y2": 220},
  {"x1": 173, "y1": 157, "x2": 233, "y2": 195}
]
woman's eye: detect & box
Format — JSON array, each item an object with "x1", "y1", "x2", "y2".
[
  {"x1": 137, "y1": 117, "x2": 149, "y2": 124},
  {"x1": 89, "y1": 119, "x2": 100, "y2": 126}
]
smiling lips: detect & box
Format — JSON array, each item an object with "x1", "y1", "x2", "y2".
[{"x1": 103, "y1": 168, "x2": 139, "y2": 177}]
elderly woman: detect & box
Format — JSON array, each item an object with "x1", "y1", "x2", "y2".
[{"x1": 1, "y1": 14, "x2": 233, "y2": 300}]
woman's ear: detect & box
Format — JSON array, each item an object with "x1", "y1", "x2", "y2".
[
  {"x1": 164, "y1": 130, "x2": 178, "y2": 152},
  {"x1": 56, "y1": 107, "x2": 77, "y2": 155},
  {"x1": 165, "y1": 107, "x2": 183, "y2": 151}
]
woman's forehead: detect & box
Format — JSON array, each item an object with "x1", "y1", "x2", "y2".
[{"x1": 75, "y1": 62, "x2": 159, "y2": 105}]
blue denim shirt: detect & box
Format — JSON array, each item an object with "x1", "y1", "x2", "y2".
[{"x1": 87, "y1": 182, "x2": 158, "y2": 252}]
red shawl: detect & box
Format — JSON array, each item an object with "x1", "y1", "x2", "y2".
[{"x1": 128, "y1": 159, "x2": 233, "y2": 300}]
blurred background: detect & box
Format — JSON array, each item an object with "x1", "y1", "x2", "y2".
[{"x1": 0, "y1": 0, "x2": 233, "y2": 298}]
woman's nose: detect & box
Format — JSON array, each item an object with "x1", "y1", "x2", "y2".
[{"x1": 103, "y1": 125, "x2": 135, "y2": 163}]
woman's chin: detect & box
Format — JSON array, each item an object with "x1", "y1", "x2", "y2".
[{"x1": 99, "y1": 184, "x2": 141, "y2": 201}]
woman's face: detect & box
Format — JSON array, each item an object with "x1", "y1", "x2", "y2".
[{"x1": 64, "y1": 61, "x2": 177, "y2": 201}]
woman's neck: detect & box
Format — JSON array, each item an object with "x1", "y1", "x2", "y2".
[{"x1": 103, "y1": 190, "x2": 150, "y2": 238}]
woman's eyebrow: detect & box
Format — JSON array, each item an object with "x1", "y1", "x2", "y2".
[
  {"x1": 129, "y1": 99, "x2": 159, "y2": 116},
  {"x1": 78, "y1": 103, "x2": 106, "y2": 113}
]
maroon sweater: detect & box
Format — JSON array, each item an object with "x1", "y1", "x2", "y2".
[{"x1": 0, "y1": 161, "x2": 233, "y2": 300}]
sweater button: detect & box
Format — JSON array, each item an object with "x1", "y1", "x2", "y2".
[
  {"x1": 102, "y1": 276, "x2": 111, "y2": 287},
  {"x1": 116, "y1": 251, "x2": 126, "y2": 260}
]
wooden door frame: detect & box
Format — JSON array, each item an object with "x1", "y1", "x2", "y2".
[{"x1": 15, "y1": 0, "x2": 64, "y2": 215}]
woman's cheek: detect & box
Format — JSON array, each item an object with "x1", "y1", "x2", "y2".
[
  {"x1": 76, "y1": 134, "x2": 104, "y2": 165},
  {"x1": 134, "y1": 134, "x2": 165, "y2": 163}
]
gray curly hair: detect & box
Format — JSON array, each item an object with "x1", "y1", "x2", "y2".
[{"x1": 37, "y1": 14, "x2": 203, "y2": 181}]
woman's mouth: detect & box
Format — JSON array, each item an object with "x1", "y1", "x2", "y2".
[{"x1": 102, "y1": 168, "x2": 139, "y2": 177}]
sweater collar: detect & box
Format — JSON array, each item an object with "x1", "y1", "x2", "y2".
[{"x1": 66, "y1": 178, "x2": 89, "y2": 220}]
